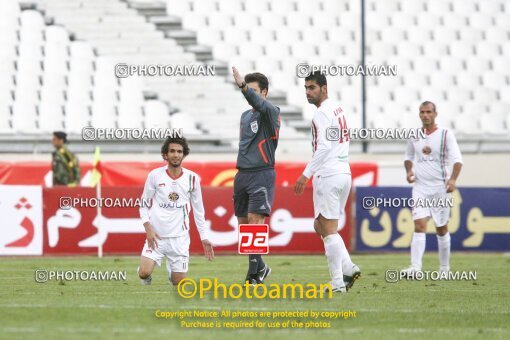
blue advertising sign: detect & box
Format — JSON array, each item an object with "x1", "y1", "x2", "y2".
[{"x1": 355, "y1": 187, "x2": 510, "y2": 251}]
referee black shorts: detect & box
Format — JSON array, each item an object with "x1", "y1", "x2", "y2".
[{"x1": 233, "y1": 169, "x2": 276, "y2": 217}]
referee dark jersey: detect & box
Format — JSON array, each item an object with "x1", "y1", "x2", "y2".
[{"x1": 234, "y1": 86, "x2": 280, "y2": 217}]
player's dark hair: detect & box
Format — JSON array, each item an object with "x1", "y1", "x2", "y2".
[
  {"x1": 420, "y1": 101, "x2": 437, "y2": 112},
  {"x1": 245, "y1": 72, "x2": 269, "y2": 92},
  {"x1": 53, "y1": 131, "x2": 67, "y2": 143},
  {"x1": 161, "y1": 137, "x2": 190, "y2": 160},
  {"x1": 305, "y1": 71, "x2": 327, "y2": 87}
]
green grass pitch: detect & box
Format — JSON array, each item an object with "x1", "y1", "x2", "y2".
[{"x1": 1, "y1": 253, "x2": 509, "y2": 340}]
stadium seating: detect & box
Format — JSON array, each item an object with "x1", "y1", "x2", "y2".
[{"x1": 1, "y1": 0, "x2": 509, "y2": 150}]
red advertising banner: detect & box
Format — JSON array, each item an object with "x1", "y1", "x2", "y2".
[
  {"x1": 42, "y1": 186, "x2": 352, "y2": 255},
  {"x1": 0, "y1": 161, "x2": 378, "y2": 187}
]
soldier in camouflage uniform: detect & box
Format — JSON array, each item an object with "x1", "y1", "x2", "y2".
[{"x1": 52, "y1": 131, "x2": 80, "y2": 186}]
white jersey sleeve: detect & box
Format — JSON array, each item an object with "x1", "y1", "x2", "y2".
[
  {"x1": 404, "y1": 139, "x2": 415, "y2": 162},
  {"x1": 446, "y1": 130, "x2": 463, "y2": 164},
  {"x1": 190, "y1": 176, "x2": 209, "y2": 241},
  {"x1": 303, "y1": 110, "x2": 331, "y2": 179},
  {"x1": 139, "y1": 169, "x2": 156, "y2": 224}
]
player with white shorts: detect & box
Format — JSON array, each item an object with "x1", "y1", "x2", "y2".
[
  {"x1": 402, "y1": 101, "x2": 463, "y2": 276},
  {"x1": 294, "y1": 71, "x2": 360, "y2": 293},
  {"x1": 137, "y1": 137, "x2": 214, "y2": 285}
]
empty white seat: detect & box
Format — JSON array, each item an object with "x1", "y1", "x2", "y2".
[
  {"x1": 485, "y1": 27, "x2": 509, "y2": 44},
  {"x1": 419, "y1": 87, "x2": 445, "y2": 101},
  {"x1": 483, "y1": 71, "x2": 508, "y2": 90},
  {"x1": 45, "y1": 26, "x2": 70, "y2": 45},
  {"x1": 394, "y1": 87, "x2": 419, "y2": 103},
  {"x1": 391, "y1": 12, "x2": 416, "y2": 30},
  {"x1": 212, "y1": 43, "x2": 237, "y2": 60},
  {"x1": 253, "y1": 56, "x2": 279, "y2": 74},
  {"x1": 457, "y1": 73, "x2": 481, "y2": 87},
  {"x1": 196, "y1": 28, "x2": 222, "y2": 45},
  {"x1": 447, "y1": 87, "x2": 472, "y2": 103},
  {"x1": 450, "y1": 41, "x2": 475, "y2": 56},
  {"x1": 323, "y1": 0, "x2": 347, "y2": 12},
  {"x1": 70, "y1": 41, "x2": 95, "y2": 60},
  {"x1": 417, "y1": 12, "x2": 441, "y2": 26},
  {"x1": 233, "y1": 12, "x2": 260, "y2": 29},
  {"x1": 407, "y1": 26, "x2": 432, "y2": 41},
  {"x1": 492, "y1": 56, "x2": 509, "y2": 73},
  {"x1": 39, "y1": 100, "x2": 64, "y2": 132},
  {"x1": 145, "y1": 100, "x2": 169, "y2": 129},
  {"x1": 64, "y1": 102, "x2": 90, "y2": 133},
  {"x1": 271, "y1": 0, "x2": 295, "y2": 14},
  {"x1": 291, "y1": 42, "x2": 317, "y2": 58},
  {"x1": 275, "y1": 27, "x2": 300, "y2": 42},
  {"x1": 296, "y1": 0, "x2": 321, "y2": 13},
  {"x1": 181, "y1": 13, "x2": 207, "y2": 29},
  {"x1": 442, "y1": 13, "x2": 468, "y2": 29},
  {"x1": 192, "y1": 1, "x2": 218, "y2": 14},
  {"x1": 454, "y1": 115, "x2": 480, "y2": 135},
  {"x1": 458, "y1": 27, "x2": 484, "y2": 42},
  {"x1": 250, "y1": 28, "x2": 274, "y2": 44},
  {"x1": 427, "y1": 0, "x2": 452, "y2": 14},
  {"x1": 224, "y1": 28, "x2": 248, "y2": 43},
  {"x1": 480, "y1": 114, "x2": 507, "y2": 135},
  {"x1": 429, "y1": 73, "x2": 455, "y2": 89},
  {"x1": 465, "y1": 57, "x2": 491, "y2": 73},
  {"x1": 20, "y1": 10, "x2": 45, "y2": 30},
  {"x1": 400, "y1": 0, "x2": 426, "y2": 13},
  {"x1": 370, "y1": 42, "x2": 395, "y2": 56},
  {"x1": 397, "y1": 42, "x2": 421, "y2": 58},
  {"x1": 244, "y1": 1, "x2": 269, "y2": 13},
  {"x1": 403, "y1": 74, "x2": 429, "y2": 88},
  {"x1": 469, "y1": 12, "x2": 494, "y2": 30},
  {"x1": 313, "y1": 13, "x2": 339, "y2": 30},
  {"x1": 379, "y1": 27, "x2": 405, "y2": 43},
  {"x1": 260, "y1": 13, "x2": 285, "y2": 27},
  {"x1": 478, "y1": 1, "x2": 502, "y2": 14},
  {"x1": 366, "y1": 12, "x2": 390, "y2": 30},
  {"x1": 423, "y1": 41, "x2": 448, "y2": 57},
  {"x1": 462, "y1": 101, "x2": 487, "y2": 116},
  {"x1": 490, "y1": 102, "x2": 510, "y2": 116},
  {"x1": 476, "y1": 42, "x2": 501, "y2": 58},
  {"x1": 439, "y1": 57, "x2": 464, "y2": 74},
  {"x1": 166, "y1": 0, "x2": 192, "y2": 15},
  {"x1": 91, "y1": 102, "x2": 117, "y2": 129},
  {"x1": 302, "y1": 28, "x2": 327, "y2": 43},
  {"x1": 473, "y1": 88, "x2": 498, "y2": 102},
  {"x1": 117, "y1": 102, "x2": 143, "y2": 128},
  {"x1": 238, "y1": 42, "x2": 263, "y2": 57},
  {"x1": 170, "y1": 113, "x2": 201, "y2": 134},
  {"x1": 265, "y1": 42, "x2": 291, "y2": 59},
  {"x1": 413, "y1": 57, "x2": 437, "y2": 73},
  {"x1": 217, "y1": 0, "x2": 243, "y2": 14}
]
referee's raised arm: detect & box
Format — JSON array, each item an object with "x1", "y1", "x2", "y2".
[{"x1": 232, "y1": 67, "x2": 279, "y2": 117}]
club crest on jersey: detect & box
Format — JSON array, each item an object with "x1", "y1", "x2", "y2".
[
  {"x1": 250, "y1": 121, "x2": 258, "y2": 133},
  {"x1": 168, "y1": 192, "x2": 179, "y2": 201},
  {"x1": 422, "y1": 146, "x2": 432, "y2": 155}
]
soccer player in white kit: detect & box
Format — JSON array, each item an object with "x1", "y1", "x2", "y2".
[
  {"x1": 294, "y1": 71, "x2": 360, "y2": 293},
  {"x1": 401, "y1": 101, "x2": 463, "y2": 275},
  {"x1": 137, "y1": 137, "x2": 214, "y2": 285}
]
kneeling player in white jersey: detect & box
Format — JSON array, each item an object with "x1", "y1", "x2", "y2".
[
  {"x1": 402, "y1": 101, "x2": 463, "y2": 276},
  {"x1": 138, "y1": 137, "x2": 214, "y2": 285},
  {"x1": 294, "y1": 71, "x2": 360, "y2": 293}
]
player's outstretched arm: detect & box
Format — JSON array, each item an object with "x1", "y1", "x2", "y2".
[{"x1": 190, "y1": 176, "x2": 214, "y2": 260}]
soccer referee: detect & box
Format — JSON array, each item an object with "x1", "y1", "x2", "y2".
[{"x1": 232, "y1": 67, "x2": 280, "y2": 285}]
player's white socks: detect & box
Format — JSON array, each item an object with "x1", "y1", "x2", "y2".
[
  {"x1": 410, "y1": 232, "x2": 426, "y2": 270},
  {"x1": 323, "y1": 234, "x2": 344, "y2": 285},
  {"x1": 437, "y1": 232, "x2": 451, "y2": 271},
  {"x1": 337, "y1": 234, "x2": 354, "y2": 276}
]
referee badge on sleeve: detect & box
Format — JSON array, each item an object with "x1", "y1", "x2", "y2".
[{"x1": 250, "y1": 121, "x2": 258, "y2": 133}]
